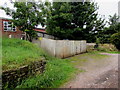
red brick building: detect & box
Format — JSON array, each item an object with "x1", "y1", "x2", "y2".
[
  {"x1": 0, "y1": 17, "x2": 46, "y2": 39},
  {"x1": 0, "y1": 17, "x2": 24, "y2": 38}
]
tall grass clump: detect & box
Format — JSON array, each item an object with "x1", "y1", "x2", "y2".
[
  {"x1": 2, "y1": 37, "x2": 44, "y2": 70},
  {"x1": 16, "y1": 54, "x2": 76, "y2": 88}
]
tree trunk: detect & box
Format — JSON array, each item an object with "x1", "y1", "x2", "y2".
[{"x1": 26, "y1": 33, "x2": 32, "y2": 42}]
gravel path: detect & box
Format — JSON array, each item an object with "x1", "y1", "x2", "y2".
[{"x1": 61, "y1": 53, "x2": 119, "y2": 88}]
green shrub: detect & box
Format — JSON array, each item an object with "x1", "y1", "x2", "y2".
[{"x1": 110, "y1": 32, "x2": 120, "y2": 50}]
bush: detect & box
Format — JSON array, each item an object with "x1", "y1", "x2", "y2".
[{"x1": 110, "y1": 32, "x2": 120, "y2": 50}]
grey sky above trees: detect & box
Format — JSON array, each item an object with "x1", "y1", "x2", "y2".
[{"x1": 0, "y1": 0, "x2": 119, "y2": 28}]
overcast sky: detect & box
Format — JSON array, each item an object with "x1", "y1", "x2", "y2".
[{"x1": 0, "y1": 0, "x2": 119, "y2": 27}]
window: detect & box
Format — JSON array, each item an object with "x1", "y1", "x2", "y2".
[{"x1": 3, "y1": 21, "x2": 16, "y2": 32}]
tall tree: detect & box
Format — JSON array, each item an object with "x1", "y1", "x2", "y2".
[
  {"x1": 108, "y1": 13, "x2": 119, "y2": 33},
  {"x1": 98, "y1": 13, "x2": 120, "y2": 43},
  {"x1": 46, "y1": 2, "x2": 74, "y2": 39},
  {"x1": 1, "y1": 2, "x2": 45, "y2": 42},
  {"x1": 108, "y1": 13, "x2": 119, "y2": 26},
  {"x1": 46, "y1": 2, "x2": 105, "y2": 42},
  {"x1": 70, "y1": 2, "x2": 105, "y2": 42}
]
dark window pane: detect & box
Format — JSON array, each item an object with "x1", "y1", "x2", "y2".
[
  {"x1": 4, "y1": 29, "x2": 7, "y2": 31},
  {"x1": 8, "y1": 22, "x2": 12, "y2": 24},
  {"x1": 3, "y1": 22, "x2": 7, "y2": 26},
  {"x1": 13, "y1": 29, "x2": 16, "y2": 31},
  {"x1": 13, "y1": 26, "x2": 15, "y2": 28}
]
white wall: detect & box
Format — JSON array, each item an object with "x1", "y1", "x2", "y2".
[{"x1": 39, "y1": 38, "x2": 87, "y2": 58}]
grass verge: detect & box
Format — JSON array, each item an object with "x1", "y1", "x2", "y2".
[
  {"x1": 16, "y1": 55, "x2": 76, "y2": 88},
  {"x1": 2, "y1": 37, "x2": 44, "y2": 70},
  {"x1": 15, "y1": 50, "x2": 112, "y2": 88},
  {"x1": 89, "y1": 50, "x2": 120, "y2": 54},
  {"x1": 2, "y1": 37, "x2": 76, "y2": 88},
  {"x1": 105, "y1": 51, "x2": 120, "y2": 54},
  {"x1": 4, "y1": 38, "x2": 114, "y2": 88},
  {"x1": 66, "y1": 51, "x2": 109, "y2": 68}
]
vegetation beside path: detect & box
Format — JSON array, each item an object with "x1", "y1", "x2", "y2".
[
  {"x1": 17, "y1": 50, "x2": 119, "y2": 88},
  {"x1": 2, "y1": 38, "x2": 76, "y2": 89},
  {"x1": 2, "y1": 38, "x2": 119, "y2": 89},
  {"x1": 2, "y1": 37, "x2": 44, "y2": 71},
  {"x1": 16, "y1": 56, "x2": 76, "y2": 88},
  {"x1": 61, "y1": 51, "x2": 118, "y2": 88},
  {"x1": 65, "y1": 51, "x2": 109, "y2": 69}
]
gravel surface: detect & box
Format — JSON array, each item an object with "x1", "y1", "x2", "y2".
[{"x1": 61, "y1": 53, "x2": 119, "y2": 88}]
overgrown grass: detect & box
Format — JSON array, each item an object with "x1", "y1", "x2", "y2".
[
  {"x1": 16, "y1": 55, "x2": 76, "y2": 88},
  {"x1": 105, "y1": 51, "x2": 120, "y2": 54},
  {"x1": 2, "y1": 37, "x2": 76, "y2": 88},
  {"x1": 67, "y1": 51, "x2": 109, "y2": 67},
  {"x1": 89, "y1": 49, "x2": 120, "y2": 54},
  {"x1": 16, "y1": 49, "x2": 119, "y2": 88},
  {"x1": 4, "y1": 37, "x2": 116, "y2": 88},
  {"x1": 2, "y1": 37, "x2": 44, "y2": 70}
]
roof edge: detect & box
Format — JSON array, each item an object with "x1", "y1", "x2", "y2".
[{"x1": 0, "y1": 17, "x2": 12, "y2": 20}]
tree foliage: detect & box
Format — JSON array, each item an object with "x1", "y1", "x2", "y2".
[
  {"x1": 1, "y1": 2, "x2": 45, "y2": 42},
  {"x1": 108, "y1": 13, "x2": 119, "y2": 26},
  {"x1": 1, "y1": 1, "x2": 106, "y2": 43},
  {"x1": 110, "y1": 32, "x2": 120, "y2": 50},
  {"x1": 46, "y1": 2, "x2": 105, "y2": 42},
  {"x1": 46, "y1": 2, "x2": 73, "y2": 39},
  {"x1": 98, "y1": 13, "x2": 120, "y2": 44}
]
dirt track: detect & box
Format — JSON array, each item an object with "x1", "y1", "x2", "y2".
[{"x1": 61, "y1": 53, "x2": 119, "y2": 88}]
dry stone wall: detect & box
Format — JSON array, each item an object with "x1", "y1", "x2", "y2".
[{"x1": 2, "y1": 60, "x2": 46, "y2": 88}]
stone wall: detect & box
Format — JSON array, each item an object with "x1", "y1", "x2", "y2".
[
  {"x1": 2, "y1": 60, "x2": 46, "y2": 89},
  {"x1": 35, "y1": 38, "x2": 87, "y2": 58}
]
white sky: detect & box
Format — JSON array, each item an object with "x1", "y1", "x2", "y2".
[{"x1": 0, "y1": 0, "x2": 119, "y2": 27}]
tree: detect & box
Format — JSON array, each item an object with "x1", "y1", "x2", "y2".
[
  {"x1": 1, "y1": 2, "x2": 45, "y2": 42},
  {"x1": 108, "y1": 13, "x2": 119, "y2": 26},
  {"x1": 107, "y1": 13, "x2": 119, "y2": 34},
  {"x1": 46, "y1": 2, "x2": 73, "y2": 39},
  {"x1": 98, "y1": 13, "x2": 120, "y2": 43},
  {"x1": 110, "y1": 32, "x2": 120, "y2": 50},
  {"x1": 46, "y1": 2, "x2": 105, "y2": 42}
]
